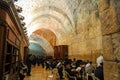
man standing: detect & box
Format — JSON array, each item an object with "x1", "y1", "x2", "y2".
[{"x1": 26, "y1": 54, "x2": 32, "y2": 76}]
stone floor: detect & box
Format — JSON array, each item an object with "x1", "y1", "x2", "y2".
[
  {"x1": 24, "y1": 65, "x2": 87, "y2": 80},
  {"x1": 24, "y1": 65, "x2": 52, "y2": 80}
]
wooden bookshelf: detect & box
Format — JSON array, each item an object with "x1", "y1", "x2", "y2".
[
  {"x1": 0, "y1": 24, "x2": 21, "y2": 80},
  {"x1": 0, "y1": 1, "x2": 29, "y2": 80}
]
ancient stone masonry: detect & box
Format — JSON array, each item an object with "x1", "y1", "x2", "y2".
[
  {"x1": 113, "y1": 0, "x2": 120, "y2": 28},
  {"x1": 112, "y1": 32, "x2": 120, "y2": 60},
  {"x1": 102, "y1": 35, "x2": 114, "y2": 60},
  {"x1": 118, "y1": 62, "x2": 120, "y2": 79},
  {"x1": 98, "y1": 0, "x2": 120, "y2": 80},
  {"x1": 98, "y1": 0, "x2": 120, "y2": 56}
]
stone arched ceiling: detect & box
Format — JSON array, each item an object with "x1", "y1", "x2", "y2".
[{"x1": 15, "y1": 0, "x2": 81, "y2": 55}]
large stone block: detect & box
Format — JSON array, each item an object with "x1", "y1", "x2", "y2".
[
  {"x1": 110, "y1": 0, "x2": 120, "y2": 29},
  {"x1": 102, "y1": 35, "x2": 115, "y2": 60},
  {"x1": 104, "y1": 61, "x2": 119, "y2": 80},
  {"x1": 100, "y1": 8, "x2": 119, "y2": 35},
  {"x1": 98, "y1": 0, "x2": 120, "y2": 35},
  {"x1": 98, "y1": 0, "x2": 110, "y2": 12},
  {"x1": 112, "y1": 32, "x2": 120, "y2": 59},
  {"x1": 102, "y1": 35, "x2": 113, "y2": 50}
]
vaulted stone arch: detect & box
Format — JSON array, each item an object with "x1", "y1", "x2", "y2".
[{"x1": 33, "y1": 28, "x2": 57, "y2": 48}]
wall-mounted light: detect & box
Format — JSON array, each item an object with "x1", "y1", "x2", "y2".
[
  {"x1": 22, "y1": 26, "x2": 27, "y2": 30},
  {"x1": 21, "y1": 21, "x2": 26, "y2": 26},
  {"x1": 14, "y1": 0, "x2": 18, "y2": 1},
  {"x1": 14, "y1": 4, "x2": 22, "y2": 13},
  {"x1": 18, "y1": 14, "x2": 24, "y2": 20},
  {"x1": 24, "y1": 29, "x2": 27, "y2": 33}
]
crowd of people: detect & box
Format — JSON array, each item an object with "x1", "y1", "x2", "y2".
[{"x1": 18, "y1": 54, "x2": 104, "y2": 80}]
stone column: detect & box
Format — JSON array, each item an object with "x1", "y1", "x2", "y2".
[{"x1": 98, "y1": 0, "x2": 120, "y2": 80}]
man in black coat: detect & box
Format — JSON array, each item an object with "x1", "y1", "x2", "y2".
[
  {"x1": 65, "y1": 61, "x2": 81, "y2": 80},
  {"x1": 95, "y1": 63, "x2": 104, "y2": 80},
  {"x1": 26, "y1": 54, "x2": 32, "y2": 76}
]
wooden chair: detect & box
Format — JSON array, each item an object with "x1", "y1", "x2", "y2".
[
  {"x1": 86, "y1": 73, "x2": 100, "y2": 80},
  {"x1": 47, "y1": 74, "x2": 54, "y2": 80},
  {"x1": 46, "y1": 68, "x2": 59, "y2": 80},
  {"x1": 52, "y1": 68, "x2": 59, "y2": 79},
  {"x1": 64, "y1": 71, "x2": 77, "y2": 80}
]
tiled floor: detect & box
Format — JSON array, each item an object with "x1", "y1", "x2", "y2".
[{"x1": 24, "y1": 65, "x2": 52, "y2": 80}]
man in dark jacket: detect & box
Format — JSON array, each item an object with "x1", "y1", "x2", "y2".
[
  {"x1": 26, "y1": 54, "x2": 32, "y2": 76},
  {"x1": 95, "y1": 63, "x2": 104, "y2": 80},
  {"x1": 65, "y1": 61, "x2": 81, "y2": 80}
]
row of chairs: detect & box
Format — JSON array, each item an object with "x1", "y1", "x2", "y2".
[
  {"x1": 63, "y1": 70, "x2": 77, "y2": 80},
  {"x1": 46, "y1": 68, "x2": 59, "y2": 80},
  {"x1": 46, "y1": 68, "x2": 77, "y2": 80},
  {"x1": 86, "y1": 73, "x2": 100, "y2": 80},
  {"x1": 46, "y1": 68, "x2": 100, "y2": 80}
]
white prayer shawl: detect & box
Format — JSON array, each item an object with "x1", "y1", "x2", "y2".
[{"x1": 96, "y1": 55, "x2": 103, "y2": 67}]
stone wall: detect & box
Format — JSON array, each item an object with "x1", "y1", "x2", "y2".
[
  {"x1": 66, "y1": 0, "x2": 120, "y2": 80},
  {"x1": 68, "y1": 0, "x2": 102, "y2": 63},
  {"x1": 98, "y1": 0, "x2": 120, "y2": 80}
]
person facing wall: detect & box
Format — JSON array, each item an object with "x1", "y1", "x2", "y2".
[{"x1": 95, "y1": 55, "x2": 104, "y2": 80}]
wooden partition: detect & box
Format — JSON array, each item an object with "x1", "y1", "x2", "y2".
[
  {"x1": 54, "y1": 45, "x2": 68, "y2": 59},
  {"x1": 24, "y1": 47, "x2": 28, "y2": 64}
]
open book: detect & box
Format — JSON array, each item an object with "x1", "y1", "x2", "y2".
[{"x1": 76, "y1": 67, "x2": 81, "y2": 71}]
